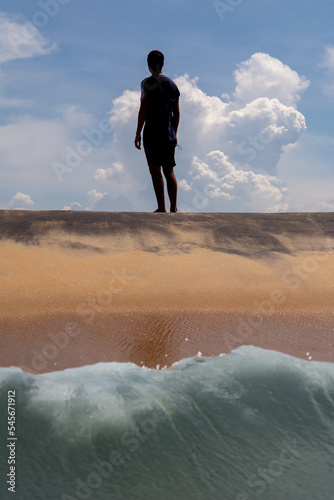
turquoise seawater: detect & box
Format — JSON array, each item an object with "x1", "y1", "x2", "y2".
[{"x1": 0, "y1": 346, "x2": 334, "y2": 500}]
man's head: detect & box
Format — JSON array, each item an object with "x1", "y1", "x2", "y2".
[{"x1": 147, "y1": 50, "x2": 164, "y2": 74}]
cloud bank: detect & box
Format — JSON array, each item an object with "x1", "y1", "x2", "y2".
[
  {"x1": 1, "y1": 51, "x2": 309, "y2": 212},
  {"x1": 179, "y1": 151, "x2": 288, "y2": 212},
  {"x1": 108, "y1": 52, "x2": 309, "y2": 212}
]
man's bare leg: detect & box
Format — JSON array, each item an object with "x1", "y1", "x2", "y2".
[
  {"x1": 163, "y1": 166, "x2": 177, "y2": 212},
  {"x1": 149, "y1": 164, "x2": 167, "y2": 212}
]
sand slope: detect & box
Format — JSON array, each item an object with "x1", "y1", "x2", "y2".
[
  {"x1": 1, "y1": 210, "x2": 334, "y2": 371},
  {"x1": 1, "y1": 210, "x2": 334, "y2": 315}
]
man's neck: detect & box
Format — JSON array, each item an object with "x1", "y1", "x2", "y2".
[{"x1": 149, "y1": 68, "x2": 163, "y2": 77}]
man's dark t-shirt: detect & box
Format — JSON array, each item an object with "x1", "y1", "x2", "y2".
[{"x1": 140, "y1": 75, "x2": 180, "y2": 144}]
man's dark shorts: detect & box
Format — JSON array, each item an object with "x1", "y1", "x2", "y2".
[{"x1": 143, "y1": 138, "x2": 176, "y2": 169}]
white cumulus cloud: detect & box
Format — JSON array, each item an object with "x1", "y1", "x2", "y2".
[
  {"x1": 94, "y1": 162, "x2": 125, "y2": 181},
  {"x1": 0, "y1": 12, "x2": 55, "y2": 64},
  {"x1": 9, "y1": 192, "x2": 34, "y2": 209},
  {"x1": 85, "y1": 189, "x2": 133, "y2": 211},
  {"x1": 63, "y1": 202, "x2": 82, "y2": 211},
  {"x1": 179, "y1": 151, "x2": 288, "y2": 212},
  {"x1": 87, "y1": 189, "x2": 107, "y2": 209},
  {"x1": 179, "y1": 179, "x2": 192, "y2": 191},
  {"x1": 233, "y1": 52, "x2": 310, "y2": 106}
]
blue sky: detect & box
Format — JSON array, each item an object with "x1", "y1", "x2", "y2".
[{"x1": 0, "y1": 0, "x2": 333, "y2": 212}]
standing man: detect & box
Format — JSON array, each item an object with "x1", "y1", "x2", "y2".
[{"x1": 135, "y1": 50, "x2": 180, "y2": 213}]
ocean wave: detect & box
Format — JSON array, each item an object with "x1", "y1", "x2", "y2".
[{"x1": 0, "y1": 346, "x2": 334, "y2": 500}]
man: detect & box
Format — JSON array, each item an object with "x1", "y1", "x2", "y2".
[{"x1": 134, "y1": 50, "x2": 180, "y2": 213}]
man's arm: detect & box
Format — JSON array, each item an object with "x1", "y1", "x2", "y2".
[
  {"x1": 134, "y1": 99, "x2": 148, "y2": 150},
  {"x1": 172, "y1": 102, "x2": 180, "y2": 146}
]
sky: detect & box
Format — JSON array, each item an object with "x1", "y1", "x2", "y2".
[{"x1": 0, "y1": 0, "x2": 333, "y2": 212}]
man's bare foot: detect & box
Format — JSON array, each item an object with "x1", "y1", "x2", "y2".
[
  {"x1": 170, "y1": 208, "x2": 177, "y2": 213},
  {"x1": 154, "y1": 208, "x2": 167, "y2": 212}
]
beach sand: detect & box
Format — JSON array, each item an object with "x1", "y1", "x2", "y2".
[{"x1": 0, "y1": 210, "x2": 333, "y2": 372}]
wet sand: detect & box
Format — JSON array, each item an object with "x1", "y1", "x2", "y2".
[{"x1": 0, "y1": 210, "x2": 334, "y2": 372}]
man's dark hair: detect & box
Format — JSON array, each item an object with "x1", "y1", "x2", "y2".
[{"x1": 147, "y1": 50, "x2": 164, "y2": 73}]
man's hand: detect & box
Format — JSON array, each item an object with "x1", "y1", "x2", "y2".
[
  {"x1": 134, "y1": 134, "x2": 141, "y2": 150},
  {"x1": 135, "y1": 99, "x2": 147, "y2": 150},
  {"x1": 172, "y1": 102, "x2": 180, "y2": 147}
]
